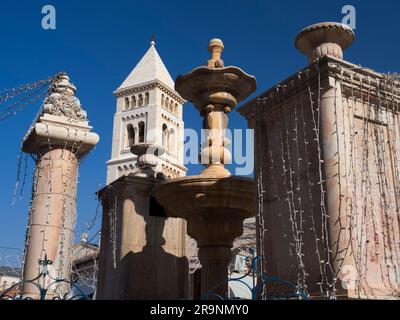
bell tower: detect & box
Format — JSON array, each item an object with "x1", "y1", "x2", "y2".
[{"x1": 107, "y1": 39, "x2": 186, "y2": 184}]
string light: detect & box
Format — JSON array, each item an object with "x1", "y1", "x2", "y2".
[{"x1": 0, "y1": 76, "x2": 55, "y2": 122}]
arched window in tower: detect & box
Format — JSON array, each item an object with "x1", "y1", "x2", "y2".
[
  {"x1": 131, "y1": 95, "x2": 136, "y2": 108},
  {"x1": 138, "y1": 94, "x2": 143, "y2": 107},
  {"x1": 162, "y1": 123, "x2": 168, "y2": 149},
  {"x1": 169, "y1": 128, "x2": 176, "y2": 154},
  {"x1": 127, "y1": 124, "x2": 135, "y2": 148},
  {"x1": 124, "y1": 97, "x2": 130, "y2": 110},
  {"x1": 138, "y1": 121, "x2": 145, "y2": 142},
  {"x1": 174, "y1": 103, "x2": 178, "y2": 115},
  {"x1": 145, "y1": 92, "x2": 149, "y2": 105},
  {"x1": 165, "y1": 97, "x2": 169, "y2": 110},
  {"x1": 161, "y1": 94, "x2": 165, "y2": 107},
  {"x1": 170, "y1": 99, "x2": 174, "y2": 111}
]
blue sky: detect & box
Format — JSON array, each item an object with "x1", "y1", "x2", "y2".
[{"x1": 0, "y1": 0, "x2": 399, "y2": 261}]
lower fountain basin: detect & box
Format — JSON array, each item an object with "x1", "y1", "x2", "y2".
[{"x1": 154, "y1": 175, "x2": 255, "y2": 246}]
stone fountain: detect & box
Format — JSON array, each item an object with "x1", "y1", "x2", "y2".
[{"x1": 154, "y1": 39, "x2": 256, "y2": 298}]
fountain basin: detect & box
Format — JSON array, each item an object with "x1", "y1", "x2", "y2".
[
  {"x1": 154, "y1": 175, "x2": 255, "y2": 247},
  {"x1": 175, "y1": 66, "x2": 256, "y2": 113},
  {"x1": 155, "y1": 175, "x2": 255, "y2": 298}
]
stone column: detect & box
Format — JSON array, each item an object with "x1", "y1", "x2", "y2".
[
  {"x1": 296, "y1": 22, "x2": 355, "y2": 295},
  {"x1": 21, "y1": 73, "x2": 99, "y2": 298},
  {"x1": 319, "y1": 78, "x2": 355, "y2": 294}
]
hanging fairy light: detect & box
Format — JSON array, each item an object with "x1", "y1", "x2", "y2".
[
  {"x1": 252, "y1": 57, "x2": 400, "y2": 300},
  {"x1": 0, "y1": 75, "x2": 58, "y2": 122}
]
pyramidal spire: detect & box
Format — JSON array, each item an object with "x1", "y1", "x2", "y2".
[{"x1": 116, "y1": 40, "x2": 174, "y2": 91}]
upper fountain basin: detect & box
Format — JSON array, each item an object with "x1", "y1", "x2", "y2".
[{"x1": 175, "y1": 66, "x2": 256, "y2": 112}]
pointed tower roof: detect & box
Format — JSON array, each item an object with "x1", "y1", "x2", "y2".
[{"x1": 116, "y1": 40, "x2": 175, "y2": 91}]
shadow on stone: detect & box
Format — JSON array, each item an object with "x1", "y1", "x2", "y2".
[{"x1": 119, "y1": 216, "x2": 188, "y2": 300}]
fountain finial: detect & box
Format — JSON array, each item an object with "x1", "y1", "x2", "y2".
[
  {"x1": 175, "y1": 37, "x2": 256, "y2": 177},
  {"x1": 207, "y1": 38, "x2": 224, "y2": 68}
]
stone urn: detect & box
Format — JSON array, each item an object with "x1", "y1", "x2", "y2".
[
  {"x1": 130, "y1": 142, "x2": 165, "y2": 178},
  {"x1": 295, "y1": 22, "x2": 355, "y2": 63}
]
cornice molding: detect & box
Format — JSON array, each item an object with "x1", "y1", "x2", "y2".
[
  {"x1": 97, "y1": 175, "x2": 158, "y2": 200},
  {"x1": 114, "y1": 79, "x2": 185, "y2": 104},
  {"x1": 238, "y1": 55, "x2": 400, "y2": 120}
]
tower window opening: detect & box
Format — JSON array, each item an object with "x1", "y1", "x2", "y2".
[
  {"x1": 138, "y1": 94, "x2": 143, "y2": 106},
  {"x1": 165, "y1": 97, "x2": 169, "y2": 110},
  {"x1": 127, "y1": 124, "x2": 135, "y2": 147},
  {"x1": 145, "y1": 92, "x2": 149, "y2": 105},
  {"x1": 138, "y1": 121, "x2": 145, "y2": 142},
  {"x1": 124, "y1": 97, "x2": 130, "y2": 110},
  {"x1": 169, "y1": 128, "x2": 176, "y2": 154},
  {"x1": 162, "y1": 123, "x2": 168, "y2": 149}
]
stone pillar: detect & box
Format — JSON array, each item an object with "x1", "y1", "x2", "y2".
[
  {"x1": 96, "y1": 176, "x2": 189, "y2": 300},
  {"x1": 296, "y1": 22, "x2": 355, "y2": 295},
  {"x1": 21, "y1": 73, "x2": 99, "y2": 298},
  {"x1": 319, "y1": 78, "x2": 355, "y2": 294}
]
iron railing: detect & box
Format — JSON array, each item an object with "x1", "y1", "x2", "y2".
[
  {"x1": 202, "y1": 249, "x2": 310, "y2": 300},
  {"x1": 0, "y1": 254, "x2": 91, "y2": 300}
]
